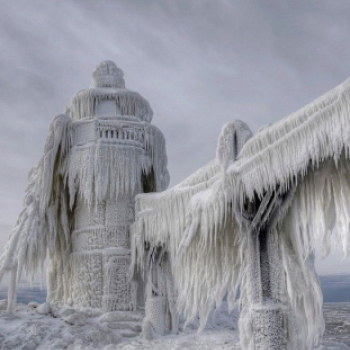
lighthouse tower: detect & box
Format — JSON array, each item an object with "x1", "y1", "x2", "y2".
[{"x1": 47, "y1": 61, "x2": 169, "y2": 311}]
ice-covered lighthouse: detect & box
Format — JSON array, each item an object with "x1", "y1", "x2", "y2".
[
  {"x1": 0, "y1": 61, "x2": 169, "y2": 312},
  {"x1": 64, "y1": 60, "x2": 170, "y2": 310}
]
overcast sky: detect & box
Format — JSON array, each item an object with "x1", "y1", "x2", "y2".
[{"x1": 1, "y1": 0, "x2": 350, "y2": 276}]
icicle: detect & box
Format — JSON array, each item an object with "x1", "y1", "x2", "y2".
[
  {"x1": 0, "y1": 114, "x2": 72, "y2": 307},
  {"x1": 229, "y1": 77, "x2": 350, "y2": 202},
  {"x1": 6, "y1": 263, "x2": 18, "y2": 313},
  {"x1": 131, "y1": 80, "x2": 350, "y2": 347},
  {"x1": 70, "y1": 89, "x2": 153, "y2": 123}
]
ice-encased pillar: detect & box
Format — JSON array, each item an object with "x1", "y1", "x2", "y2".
[
  {"x1": 245, "y1": 227, "x2": 287, "y2": 350},
  {"x1": 240, "y1": 190, "x2": 295, "y2": 350},
  {"x1": 143, "y1": 248, "x2": 178, "y2": 337}
]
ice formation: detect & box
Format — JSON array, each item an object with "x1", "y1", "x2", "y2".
[
  {"x1": 1, "y1": 59, "x2": 350, "y2": 349},
  {"x1": 131, "y1": 77, "x2": 350, "y2": 349},
  {"x1": 0, "y1": 61, "x2": 169, "y2": 314}
]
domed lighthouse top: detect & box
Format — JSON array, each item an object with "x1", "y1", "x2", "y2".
[
  {"x1": 91, "y1": 60, "x2": 125, "y2": 88},
  {"x1": 70, "y1": 60, "x2": 153, "y2": 122}
]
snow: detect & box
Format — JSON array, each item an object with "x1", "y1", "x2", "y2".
[
  {"x1": 0, "y1": 301, "x2": 348, "y2": 349},
  {"x1": 36, "y1": 302, "x2": 50, "y2": 315}
]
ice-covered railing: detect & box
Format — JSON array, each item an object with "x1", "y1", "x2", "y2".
[
  {"x1": 131, "y1": 158, "x2": 222, "y2": 272},
  {"x1": 231, "y1": 77, "x2": 350, "y2": 200},
  {"x1": 131, "y1": 120, "x2": 252, "y2": 266},
  {"x1": 130, "y1": 119, "x2": 248, "y2": 260},
  {"x1": 186, "y1": 76, "x2": 350, "y2": 258},
  {"x1": 131, "y1": 121, "x2": 253, "y2": 330},
  {"x1": 66, "y1": 118, "x2": 168, "y2": 209},
  {"x1": 131, "y1": 77, "x2": 350, "y2": 349},
  {"x1": 133, "y1": 76, "x2": 350, "y2": 263}
]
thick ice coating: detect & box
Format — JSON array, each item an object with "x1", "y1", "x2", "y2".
[
  {"x1": 0, "y1": 61, "x2": 169, "y2": 313},
  {"x1": 131, "y1": 77, "x2": 350, "y2": 349}
]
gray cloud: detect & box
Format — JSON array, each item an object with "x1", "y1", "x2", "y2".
[{"x1": 0, "y1": 0, "x2": 350, "y2": 275}]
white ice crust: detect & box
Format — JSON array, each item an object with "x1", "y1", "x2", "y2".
[
  {"x1": 131, "y1": 77, "x2": 350, "y2": 349},
  {"x1": 0, "y1": 62, "x2": 169, "y2": 315}
]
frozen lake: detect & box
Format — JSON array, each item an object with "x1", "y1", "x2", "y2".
[
  {"x1": 1, "y1": 273, "x2": 350, "y2": 304},
  {"x1": 0, "y1": 274, "x2": 350, "y2": 303},
  {"x1": 0, "y1": 274, "x2": 350, "y2": 349}
]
